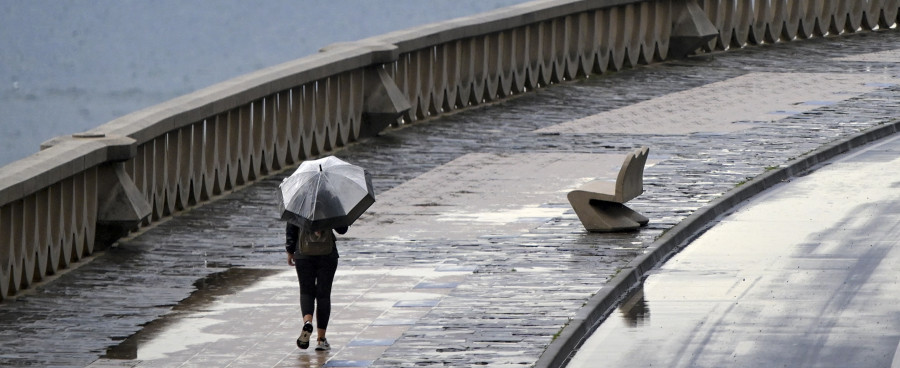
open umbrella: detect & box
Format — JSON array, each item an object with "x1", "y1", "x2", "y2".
[{"x1": 278, "y1": 156, "x2": 375, "y2": 231}]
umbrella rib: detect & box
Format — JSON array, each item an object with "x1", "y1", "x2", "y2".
[{"x1": 312, "y1": 172, "x2": 323, "y2": 216}]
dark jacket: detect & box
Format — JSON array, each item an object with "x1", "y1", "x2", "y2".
[{"x1": 285, "y1": 223, "x2": 347, "y2": 259}]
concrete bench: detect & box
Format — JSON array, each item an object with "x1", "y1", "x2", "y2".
[{"x1": 568, "y1": 147, "x2": 650, "y2": 232}]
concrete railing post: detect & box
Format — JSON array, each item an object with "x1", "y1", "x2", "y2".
[
  {"x1": 360, "y1": 66, "x2": 412, "y2": 137},
  {"x1": 669, "y1": 0, "x2": 719, "y2": 58},
  {"x1": 94, "y1": 162, "x2": 151, "y2": 250},
  {"x1": 41, "y1": 133, "x2": 151, "y2": 251},
  {"x1": 319, "y1": 40, "x2": 411, "y2": 138}
]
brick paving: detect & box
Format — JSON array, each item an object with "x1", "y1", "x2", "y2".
[{"x1": 0, "y1": 30, "x2": 898, "y2": 367}]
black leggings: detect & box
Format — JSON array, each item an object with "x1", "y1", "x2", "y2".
[{"x1": 295, "y1": 256, "x2": 338, "y2": 330}]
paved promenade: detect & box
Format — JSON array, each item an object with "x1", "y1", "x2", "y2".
[{"x1": 0, "y1": 31, "x2": 898, "y2": 367}]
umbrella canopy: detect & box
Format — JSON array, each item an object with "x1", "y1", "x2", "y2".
[{"x1": 278, "y1": 156, "x2": 375, "y2": 231}]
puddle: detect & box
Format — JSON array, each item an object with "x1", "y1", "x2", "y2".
[
  {"x1": 436, "y1": 205, "x2": 568, "y2": 224},
  {"x1": 507, "y1": 266, "x2": 563, "y2": 273},
  {"x1": 864, "y1": 82, "x2": 897, "y2": 88},
  {"x1": 799, "y1": 100, "x2": 837, "y2": 106},
  {"x1": 103, "y1": 268, "x2": 280, "y2": 360},
  {"x1": 767, "y1": 110, "x2": 803, "y2": 115},
  {"x1": 338, "y1": 266, "x2": 473, "y2": 278}
]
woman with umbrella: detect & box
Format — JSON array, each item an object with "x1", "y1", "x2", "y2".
[
  {"x1": 285, "y1": 223, "x2": 346, "y2": 351},
  {"x1": 279, "y1": 156, "x2": 375, "y2": 351}
]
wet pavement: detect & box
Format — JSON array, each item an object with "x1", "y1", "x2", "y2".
[
  {"x1": 0, "y1": 30, "x2": 898, "y2": 367},
  {"x1": 568, "y1": 133, "x2": 900, "y2": 368}
]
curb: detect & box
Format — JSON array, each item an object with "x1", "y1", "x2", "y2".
[{"x1": 535, "y1": 119, "x2": 900, "y2": 368}]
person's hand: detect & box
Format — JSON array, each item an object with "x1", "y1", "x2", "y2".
[{"x1": 287, "y1": 252, "x2": 295, "y2": 266}]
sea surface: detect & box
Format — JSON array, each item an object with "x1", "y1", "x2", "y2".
[{"x1": 0, "y1": 0, "x2": 529, "y2": 167}]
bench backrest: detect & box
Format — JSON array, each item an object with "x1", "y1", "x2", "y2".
[{"x1": 615, "y1": 147, "x2": 649, "y2": 203}]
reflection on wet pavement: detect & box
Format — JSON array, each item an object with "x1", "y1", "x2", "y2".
[
  {"x1": 103, "y1": 268, "x2": 280, "y2": 360},
  {"x1": 619, "y1": 288, "x2": 650, "y2": 328},
  {"x1": 91, "y1": 265, "x2": 471, "y2": 367}
]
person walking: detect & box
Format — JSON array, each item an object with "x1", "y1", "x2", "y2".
[
  {"x1": 278, "y1": 155, "x2": 374, "y2": 351},
  {"x1": 286, "y1": 222, "x2": 348, "y2": 351}
]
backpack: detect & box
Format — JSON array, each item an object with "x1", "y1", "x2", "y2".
[{"x1": 299, "y1": 230, "x2": 335, "y2": 256}]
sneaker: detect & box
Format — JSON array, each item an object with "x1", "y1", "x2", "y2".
[
  {"x1": 315, "y1": 338, "x2": 331, "y2": 351},
  {"x1": 297, "y1": 322, "x2": 313, "y2": 349}
]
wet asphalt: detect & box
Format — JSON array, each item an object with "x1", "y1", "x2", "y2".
[{"x1": 0, "y1": 30, "x2": 898, "y2": 367}]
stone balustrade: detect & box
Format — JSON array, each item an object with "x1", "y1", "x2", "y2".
[{"x1": 1, "y1": 0, "x2": 897, "y2": 300}]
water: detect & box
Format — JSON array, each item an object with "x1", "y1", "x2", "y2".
[{"x1": 0, "y1": 0, "x2": 530, "y2": 167}]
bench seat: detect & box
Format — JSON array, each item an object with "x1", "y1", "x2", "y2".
[{"x1": 568, "y1": 147, "x2": 649, "y2": 232}]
